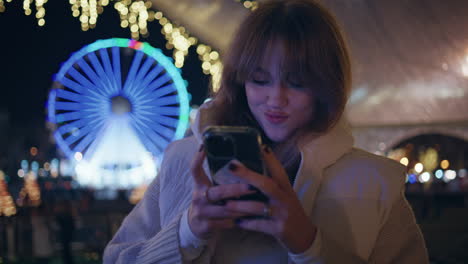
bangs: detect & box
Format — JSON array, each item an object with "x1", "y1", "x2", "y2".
[{"x1": 234, "y1": 10, "x2": 340, "y2": 90}]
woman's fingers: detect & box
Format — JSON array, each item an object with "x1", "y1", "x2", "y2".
[
  {"x1": 225, "y1": 200, "x2": 269, "y2": 217},
  {"x1": 206, "y1": 183, "x2": 256, "y2": 202},
  {"x1": 190, "y1": 145, "x2": 211, "y2": 187},
  {"x1": 261, "y1": 145, "x2": 293, "y2": 192},
  {"x1": 228, "y1": 160, "x2": 282, "y2": 200},
  {"x1": 198, "y1": 204, "x2": 250, "y2": 219}
]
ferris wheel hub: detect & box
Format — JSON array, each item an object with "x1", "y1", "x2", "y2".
[{"x1": 111, "y1": 95, "x2": 132, "y2": 115}]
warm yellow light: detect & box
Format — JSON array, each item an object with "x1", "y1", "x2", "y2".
[
  {"x1": 243, "y1": 1, "x2": 252, "y2": 9},
  {"x1": 414, "y1": 163, "x2": 424, "y2": 173},
  {"x1": 154, "y1": 11, "x2": 162, "y2": 19},
  {"x1": 30, "y1": 147, "x2": 38, "y2": 156},
  {"x1": 441, "y1": 160, "x2": 449, "y2": 169},
  {"x1": 400, "y1": 157, "x2": 409, "y2": 166}
]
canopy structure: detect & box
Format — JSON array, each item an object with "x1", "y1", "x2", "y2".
[{"x1": 153, "y1": 0, "x2": 468, "y2": 151}]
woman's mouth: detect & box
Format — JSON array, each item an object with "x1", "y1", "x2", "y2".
[{"x1": 264, "y1": 112, "x2": 288, "y2": 124}]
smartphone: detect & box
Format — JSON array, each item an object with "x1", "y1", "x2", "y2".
[{"x1": 203, "y1": 126, "x2": 269, "y2": 202}]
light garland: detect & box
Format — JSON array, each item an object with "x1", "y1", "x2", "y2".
[
  {"x1": 23, "y1": 0, "x2": 48, "y2": 26},
  {"x1": 154, "y1": 11, "x2": 197, "y2": 68},
  {"x1": 196, "y1": 44, "x2": 223, "y2": 92},
  {"x1": 114, "y1": 0, "x2": 151, "y2": 39},
  {"x1": 70, "y1": 0, "x2": 109, "y2": 31}
]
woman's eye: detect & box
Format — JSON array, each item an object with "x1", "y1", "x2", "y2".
[
  {"x1": 251, "y1": 79, "x2": 269, "y2": 85},
  {"x1": 288, "y1": 80, "x2": 303, "y2": 88}
]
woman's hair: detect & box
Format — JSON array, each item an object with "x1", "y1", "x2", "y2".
[{"x1": 211, "y1": 0, "x2": 351, "y2": 137}]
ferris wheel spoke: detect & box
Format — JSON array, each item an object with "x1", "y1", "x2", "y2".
[
  {"x1": 62, "y1": 118, "x2": 102, "y2": 145},
  {"x1": 135, "y1": 63, "x2": 165, "y2": 98},
  {"x1": 99, "y1": 48, "x2": 119, "y2": 95},
  {"x1": 68, "y1": 68, "x2": 106, "y2": 98},
  {"x1": 57, "y1": 118, "x2": 87, "y2": 135},
  {"x1": 55, "y1": 111, "x2": 81, "y2": 123},
  {"x1": 87, "y1": 52, "x2": 115, "y2": 95},
  {"x1": 149, "y1": 84, "x2": 177, "y2": 100},
  {"x1": 130, "y1": 121, "x2": 167, "y2": 151},
  {"x1": 127, "y1": 56, "x2": 155, "y2": 96},
  {"x1": 55, "y1": 86, "x2": 101, "y2": 104},
  {"x1": 59, "y1": 77, "x2": 85, "y2": 94},
  {"x1": 131, "y1": 128, "x2": 161, "y2": 156},
  {"x1": 130, "y1": 113, "x2": 175, "y2": 140},
  {"x1": 76, "y1": 58, "x2": 104, "y2": 91},
  {"x1": 147, "y1": 74, "x2": 172, "y2": 93},
  {"x1": 138, "y1": 106, "x2": 180, "y2": 116},
  {"x1": 111, "y1": 46, "x2": 123, "y2": 91},
  {"x1": 151, "y1": 95, "x2": 179, "y2": 107},
  {"x1": 73, "y1": 128, "x2": 100, "y2": 154},
  {"x1": 123, "y1": 51, "x2": 144, "y2": 93},
  {"x1": 61, "y1": 77, "x2": 110, "y2": 103},
  {"x1": 55, "y1": 89, "x2": 82, "y2": 103},
  {"x1": 55, "y1": 101, "x2": 84, "y2": 111},
  {"x1": 142, "y1": 112, "x2": 178, "y2": 128}
]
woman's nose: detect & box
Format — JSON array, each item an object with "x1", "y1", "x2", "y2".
[{"x1": 266, "y1": 83, "x2": 288, "y2": 108}]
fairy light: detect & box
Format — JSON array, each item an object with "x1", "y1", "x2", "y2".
[
  {"x1": 235, "y1": 0, "x2": 259, "y2": 11},
  {"x1": 21, "y1": 0, "x2": 48, "y2": 26},
  {"x1": 196, "y1": 44, "x2": 223, "y2": 92},
  {"x1": 114, "y1": 0, "x2": 151, "y2": 40},
  {"x1": 399, "y1": 157, "x2": 409, "y2": 166},
  {"x1": 70, "y1": 0, "x2": 109, "y2": 31},
  {"x1": 154, "y1": 11, "x2": 197, "y2": 68}
]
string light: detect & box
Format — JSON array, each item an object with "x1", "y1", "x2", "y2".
[
  {"x1": 235, "y1": 0, "x2": 259, "y2": 11},
  {"x1": 114, "y1": 0, "x2": 151, "y2": 39},
  {"x1": 196, "y1": 44, "x2": 223, "y2": 92},
  {"x1": 69, "y1": 0, "x2": 109, "y2": 31},
  {"x1": 154, "y1": 11, "x2": 197, "y2": 68},
  {"x1": 21, "y1": 0, "x2": 49, "y2": 26}
]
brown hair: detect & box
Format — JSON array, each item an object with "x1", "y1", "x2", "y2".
[{"x1": 211, "y1": 0, "x2": 351, "y2": 140}]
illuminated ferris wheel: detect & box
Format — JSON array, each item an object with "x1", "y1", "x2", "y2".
[{"x1": 47, "y1": 38, "x2": 190, "y2": 189}]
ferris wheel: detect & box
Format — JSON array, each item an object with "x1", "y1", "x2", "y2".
[{"x1": 47, "y1": 38, "x2": 190, "y2": 188}]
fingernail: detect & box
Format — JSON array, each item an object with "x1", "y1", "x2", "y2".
[
  {"x1": 198, "y1": 144, "x2": 204, "y2": 152},
  {"x1": 228, "y1": 163, "x2": 238, "y2": 171},
  {"x1": 263, "y1": 145, "x2": 271, "y2": 153}
]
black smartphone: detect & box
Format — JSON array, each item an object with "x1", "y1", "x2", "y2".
[{"x1": 203, "y1": 126, "x2": 269, "y2": 202}]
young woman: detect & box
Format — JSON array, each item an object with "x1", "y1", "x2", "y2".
[{"x1": 104, "y1": 0, "x2": 429, "y2": 263}]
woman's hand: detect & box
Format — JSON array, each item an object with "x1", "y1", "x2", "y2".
[
  {"x1": 188, "y1": 145, "x2": 256, "y2": 240},
  {"x1": 225, "y1": 146, "x2": 318, "y2": 254}
]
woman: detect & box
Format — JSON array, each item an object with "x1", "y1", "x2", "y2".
[{"x1": 104, "y1": 0, "x2": 429, "y2": 263}]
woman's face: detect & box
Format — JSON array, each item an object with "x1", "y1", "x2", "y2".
[{"x1": 245, "y1": 44, "x2": 315, "y2": 143}]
